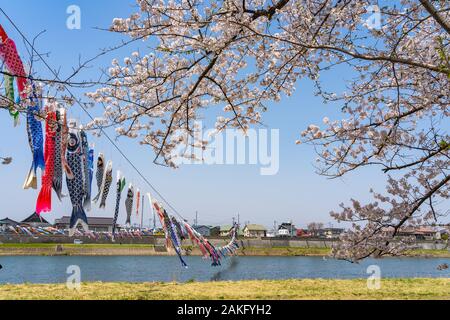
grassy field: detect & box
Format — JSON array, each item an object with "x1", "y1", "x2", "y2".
[
  {"x1": 238, "y1": 246, "x2": 332, "y2": 256},
  {"x1": 0, "y1": 278, "x2": 449, "y2": 300}
]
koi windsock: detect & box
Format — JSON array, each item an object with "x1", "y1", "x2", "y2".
[
  {"x1": 146, "y1": 192, "x2": 155, "y2": 226},
  {"x1": 98, "y1": 160, "x2": 113, "y2": 209},
  {"x1": 125, "y1": 184, "x2": 134, "y2": 226},
  {"x1": 80, "y1": 130, "x2": 91, "y2": 211},
  {"x1": 92, "y1": 153, "x2": 105, "y2": 202},
  {"x1": 52, "y1": 109, "x2": 64, "y2": 201},
  {"x1": 153, "y1": 201, "x2": 187, "y2": 268},
  {"x1": 112, "y1": 171, "x2": 126, "y2": 237},
  {"x1": 66, "y1": 124, "x2": 89, "y2": 236},
  {"x1": 36, "y1": 107, "x2": 57, "y2": 214},
  {"x1": 4, "y1": 73, "x2": 19, "y2": 126},
  {"x1": 136, "y1": 188, "x2": 140, "y2": 216},
  {"x1": 60, "y1": 108, "x2": 74, "y2": 179},
  {"x1": 0, "y1": 26, "x2": 27, "y2": 97},
  {"x1": 23, "y1": 97, "x2": 45, "y2": 190}
]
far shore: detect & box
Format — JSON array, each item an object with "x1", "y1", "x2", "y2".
[{"x1": 0, "y1": 243, "x2": 449, "y2": 258}]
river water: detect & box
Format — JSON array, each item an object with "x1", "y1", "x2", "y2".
[{"x1": 0, "y1": 256, "x2": 448, "y2": 284}]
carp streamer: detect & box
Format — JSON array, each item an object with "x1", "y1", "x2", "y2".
[
  {"x1": 1, "y1": 25, "x2": 240, "y2": 268},
  {"x1": 153, "y1": 201, "x2": 239, "y2": 268}
]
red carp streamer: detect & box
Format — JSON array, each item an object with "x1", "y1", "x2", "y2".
[
  {"x1": 36, "y1": 108, "x2": 57, "y2": 214},
  {"x1": 0, "y1": 24, "x2": 28, "y2": 97},
  {"x1": 136, "y1": 188, "x2": 140, "y2": 216}
]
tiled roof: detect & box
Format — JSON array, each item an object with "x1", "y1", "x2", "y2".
[
  {"x1": 0, "y1": 217, "x2": 19, "y2": 225},
  {"x1": 244, "y1": 224, "x2": 267, "y2": 231},
  {"x1": 21, "y1": 212, "x2": 50, "y2": 224}
]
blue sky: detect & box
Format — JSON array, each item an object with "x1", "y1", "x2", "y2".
[{"x1": 0, "y1": 0, "x2": 389, "y2": 228}]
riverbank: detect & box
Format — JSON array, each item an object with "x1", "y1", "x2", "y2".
[
  {"x1": 1, "y1": 278, "x2": 449, "y2": 299},
  {"x1": 0, "y1": 244, "x2": 449, "y2": 257},
  {"x1": 0, "y1": 244, "x2": 330, "y2": 256}
]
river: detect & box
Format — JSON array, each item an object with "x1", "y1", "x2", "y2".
[{"x1": 0, "y1": 256, "x2": 448, "y2": 284}]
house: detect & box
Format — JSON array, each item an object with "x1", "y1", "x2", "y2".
[
  {"x1": 395, "y1": 226, "x2": 438, "y2": 240},
  {"x1": 54, "y1": 216, "x2": 115, "y2": 232},
  {"x1": 296, "y1": 228, "x2": 311, "y2": 237},
  {"x1": 436, "y1": 228, "x2": 449, "y2": 240},
  {"x1": 277, "y1": 222, "x2": 296, "y2": 237},
  {"x1": 309, "y1": 227, "x2": 344, "y2": 239},
  {"x1": 321, "y1": 228, "x2": 344, "y2": 239},
  {"x1": 243, "y1": 224, "x2": 267, "y2": 238},
  {"x1": 209, "y1": 226, "x2": 220, "y2": 237},
  {"x1": 265, "y1": 229, "x2": 277, "y2": 237},
  {"x1": 219, "y1": 225, "x2": 233, "y2": 237},
  {"x1": 219, "y1": 225, "x2": 244, "y2": 237},
  {"x1": 381, "y1": 226, "x2": 439, "y2": 241},
  {"x1": 193, "y1": 225, "x2": 212, "y2": 237},
  {"x1": 0, "y1": 217, "x2": 19, "y2": 232},
  {"x1": 21, "y1": 212, "x2": 51, "y2": 228}
]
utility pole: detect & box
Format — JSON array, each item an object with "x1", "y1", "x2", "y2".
[
  {"x1": 237, "y1": 213, "x2": 240, "y2": 226},
  {"x1": 195, "y1": 211, "x2": 198, "y2": 226}
]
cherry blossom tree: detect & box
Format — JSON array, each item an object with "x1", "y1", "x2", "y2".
[{"x1": 87, "y1": 0, "x2": 449, "y2": 261}]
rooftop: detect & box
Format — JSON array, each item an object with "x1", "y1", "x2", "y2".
[
  {"x1": 21, "y1": 212, "x2": 50, "y2": 224},
  {"x1": 220, "y1": 225, "x2": 232, "y2": 231},
  {"x1": 244, "y1": 224, "x2": 267, "y2": 231},
  {"x1": 0, "y1": 217, "x2": 19, "y2": 225}
]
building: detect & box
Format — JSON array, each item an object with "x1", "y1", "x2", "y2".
[
  {"x1": 193, "y1": 225, "x2": 212, "y2": 237},
  {"x1": 395, "y1": 226, "x2": 438, "y2": 240},
  {"x1": 319, "y1": 228, "x2": 344, "y2": 239},
  {"x1": 21, "y1": 212, "x2": 51, "y2": 228},
  {"x1": 436, "y1": 228, "x2": 449, "y2": 240},
  {"x1": 219, "y1": 225, "x2": 233, "y2": 237},
  {"x1": 265, "y1": 229, "x2": 277, "y2": 237},
  {"x1": 209, "y1": 226, "x2": 220, "y2": 237},
  {"x1": 296, "y1": 228, "x2": 311, "y2": 237},
  {"x1": 381, "y1": 226, "x2": 439, "y2": 241},
  {"x1": 243, "y1": 224, "x2": 267, "y2": 238},
  {"x1": 277, "y1": 222, "x2": 296, "y2": 237},
  {"x1": 54, "y1": 216, "x2": 115, "y2": 232},
  {"x1": 0, "y1": 217, "x2": 19, "y2": 232},
  {"x1": 308, "y1": 227, "x2": 344, "y2": 239},
  {"x1": 219, "y1": 225, "x2": 244, "y2": 237}
]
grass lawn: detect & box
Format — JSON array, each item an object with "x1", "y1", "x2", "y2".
[
  {"x1": 239, "y1": 246, "x2": 332, "y2": 256},
  {"x1": 0, "y1": 278, "x2": 449, "y2": 300}
]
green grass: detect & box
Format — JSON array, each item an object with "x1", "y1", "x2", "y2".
[
  {"x1": 239, "y1": 246, "x2": 332, "y2": 256},
  {"x1": 405, "y1": 248, "x2": 450, "y2": 257},
  {"x1": 1, "y1": 278, "x2": 449, "y2": 300}
]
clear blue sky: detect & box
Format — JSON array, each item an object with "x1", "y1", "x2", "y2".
[{"x1": 0, "y1": 0, "x2": 388, "y2": 228}]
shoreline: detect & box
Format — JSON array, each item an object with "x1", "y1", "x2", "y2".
[
  {"x1": 0, "y1": 244, "x2": 449, "y2": 258},
  {"x1": 1, "y1": 278, "x2": 449, "y2": 299}
]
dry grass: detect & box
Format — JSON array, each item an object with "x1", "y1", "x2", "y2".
[{"x1": 1, "y1": 278, "x2": 449, "y2": 300}]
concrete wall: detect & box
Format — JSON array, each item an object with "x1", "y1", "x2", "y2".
[{"x1": 0, "y1": 234, "x2": 157, "y2": 245}]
